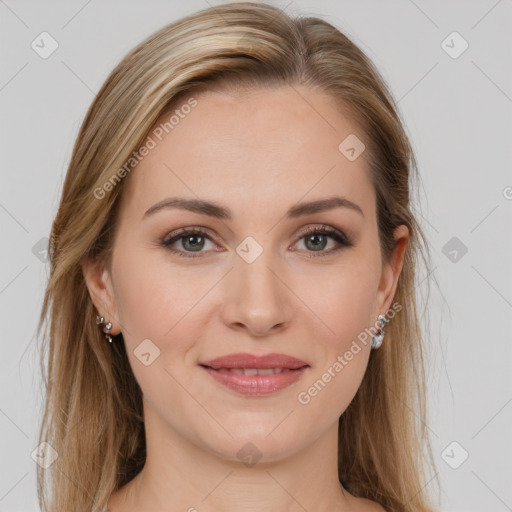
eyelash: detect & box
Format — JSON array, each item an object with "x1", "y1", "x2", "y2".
[{"x1": 160, "y1": 225, "x2": 354, "y2": 259}]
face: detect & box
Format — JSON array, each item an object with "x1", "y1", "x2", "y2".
[{"x1": 84, "y1": 85, "x2": 407, "y2": 463}]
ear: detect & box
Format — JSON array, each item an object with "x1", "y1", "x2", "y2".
[
  {"x1": 375, "y1": 224, "x2": 409, "y2": 316},
  {"x1": 81, "y1": 255, "x2": 121, "y2": 335}
]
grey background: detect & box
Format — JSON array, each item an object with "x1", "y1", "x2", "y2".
[{"x1": 1, "y1": 0, "x2": 511, "y2": 511}]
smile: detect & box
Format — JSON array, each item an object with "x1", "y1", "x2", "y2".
[
  {"x1": 200, "y1": 366, "x2": 308, "y2": 395},
  {"x1": 199, "y1": 352, "x2": 310, "y2": 396}
]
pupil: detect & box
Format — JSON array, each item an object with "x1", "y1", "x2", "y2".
[
  {"x1": 184, "y1": 235, "x2": 204, "y2": 251},
  {"x1": 307, "y1": 234, "x2": 326, "y2": 251}
]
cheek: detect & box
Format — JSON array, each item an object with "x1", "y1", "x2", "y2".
[
  {"x1": 304, "y1": 256, "x2": 378, "y2": 345},
  {"x1": 297, "y1": 257, "x2": 377, "y2": 408},
  {"x1": 111, "y1": 248, "x2": 209, "y2": 409},
  {"x1": 112, "y1": 246, "x2": 211, "y2": 342},
  {"x1": 297, "y1": 286, "x2": 373, "y2": 421}
]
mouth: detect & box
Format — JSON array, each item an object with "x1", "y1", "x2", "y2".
[
  {"x1": 204, "y1": 367, "x2": 300, "y2": 375},
  {"x1": 199, "y1": 353, "x2": 310, "y2": 396}
]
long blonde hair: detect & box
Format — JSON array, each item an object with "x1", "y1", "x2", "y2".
[{"x1": 36, "y1": 2, "x2": 440, "y2": 511}]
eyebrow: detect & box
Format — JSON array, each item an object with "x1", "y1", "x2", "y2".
[{"x1": 143, "y1": 195, "x2": 364, "y2": 220}]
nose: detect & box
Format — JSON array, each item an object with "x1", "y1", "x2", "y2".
[{"x1": 220, "y1": 248, "x2": 294, "y2": 338}]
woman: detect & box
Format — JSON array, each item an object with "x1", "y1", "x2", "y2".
[{"x1": 36, "y1": 2, "x2": 439, "y2": 511}]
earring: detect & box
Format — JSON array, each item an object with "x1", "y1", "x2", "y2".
[
  {"x1": 371, "y1": 314, "x2": 389, "y2": 350},
  {"x1": 96, "y1": 315, "x2": 113, "y2": 343}
]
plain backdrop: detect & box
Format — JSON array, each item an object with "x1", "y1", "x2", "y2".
[{"x1": 1, "y1": 1, "x2": 511, "y2": 511}]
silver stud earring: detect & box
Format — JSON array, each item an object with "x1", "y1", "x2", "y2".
[
  {"x1": 96, "y1": 315, "x2": 113, "y2": 343},
  {"x1": 371, "y1": 314, "x2": 389, "y2": 350}
]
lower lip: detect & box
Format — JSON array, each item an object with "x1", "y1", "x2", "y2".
[{"x1": 201, "y1": 366, "x2": 308, "y2": 396}]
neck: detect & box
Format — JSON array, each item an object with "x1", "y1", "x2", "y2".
[{"x1": 109, "y1": 399, "x2": 356, "y2": 512}]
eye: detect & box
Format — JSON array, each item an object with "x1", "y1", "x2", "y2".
[
  {"x1": 160, "y1": 227, "x2": 219, "y2": 258},
  {"x1": 292, "y1": 224, "x2": 354, "y2": 258},
  {"x1": 160, "y1": 224, "x2": 354, "y2": 259}
]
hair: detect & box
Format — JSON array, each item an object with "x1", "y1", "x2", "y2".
[{"x1": 36, "y1": 2, "x2": 441, "y2": 511}]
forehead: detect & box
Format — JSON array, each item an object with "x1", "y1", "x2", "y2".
[{"x1": 120, "y1": 85, "x2": 375, "y2": 223}]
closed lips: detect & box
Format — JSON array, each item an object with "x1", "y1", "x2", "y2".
[
  {"x1": 209, "y1": 368, "x2": 300, "y2": 375},
  {"x1": 199, "y1": 352, "x2": 310, "y2": 371},
  {"x1": 199, "y1": 352, "x2": 310, "y2": 395}
]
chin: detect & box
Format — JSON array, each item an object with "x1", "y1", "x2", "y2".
[{"x1": 195, "y1": 420, "x2": 312, "y2": 465}]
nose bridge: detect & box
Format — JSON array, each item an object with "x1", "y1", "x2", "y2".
[
  {"x1": 237, "y1": 241, "x2": 279, "y2": 296},
  {"x1": 221, "y1": 237, "x2": 293, "y2": 335}
]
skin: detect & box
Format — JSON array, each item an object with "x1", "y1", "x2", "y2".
[{"x1": 83, "y1": 84, "x2": 408, "y2": 512}]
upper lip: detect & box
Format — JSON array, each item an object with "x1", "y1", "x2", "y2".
[{"x1": 200, "y1": 352, "x2": 309, "y2": 370}]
